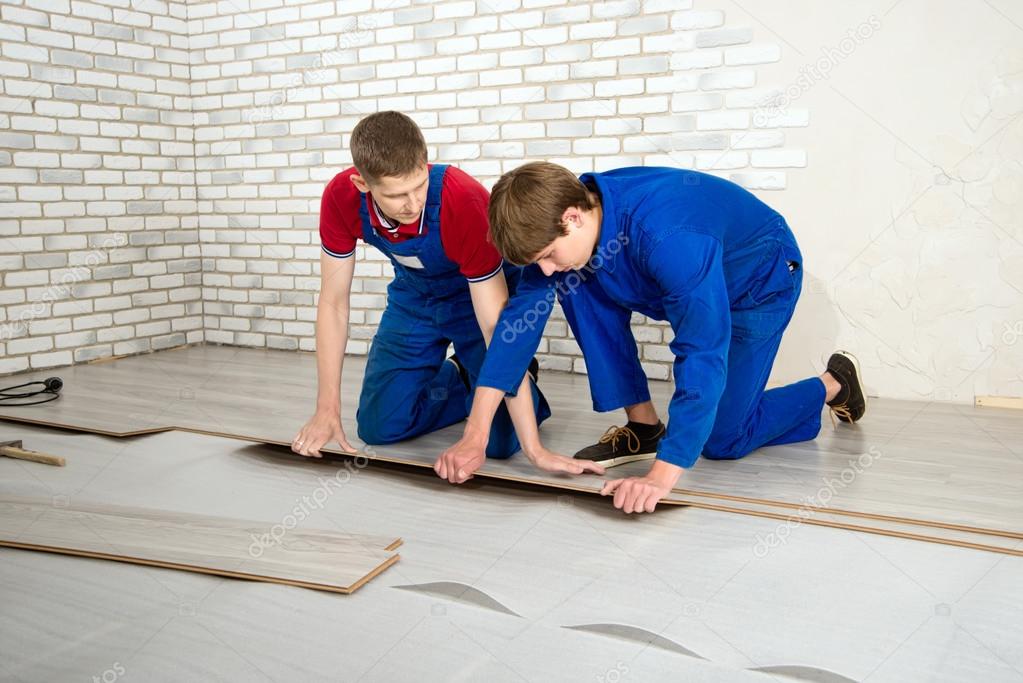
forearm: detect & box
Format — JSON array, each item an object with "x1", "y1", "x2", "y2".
[
  {"x1": 314, "y1": 299, "x2": 350, "y2": 412},
  {"x1": 462, "y1": 385, "x2": 506, "y2": 444},
  {"x1": 503, "y1": 374, "x2": 542, "y2": 457}
]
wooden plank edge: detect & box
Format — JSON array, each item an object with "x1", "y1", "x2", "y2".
[
  {"x1": 669, "y1": 487, "x2": 1023, "y2": 541},
  {"x1": 0, "y1": 540, "x2": 400, "y2": 595},
  {"x1": 0, "y1": 414, "x2": 168, "y2": 438},
  {"x1": 659, "y1": 498, "x2": 1023, "y2": 558}
]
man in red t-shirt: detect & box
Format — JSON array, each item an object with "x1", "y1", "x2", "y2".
[{"x1": 291, "y1": 112, "x2": 604, "y2": 480}]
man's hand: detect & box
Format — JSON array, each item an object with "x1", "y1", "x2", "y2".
[
  {"x1": 525, "y1": 444, "x2": 606, "y2": 477},
  {"x1": 435, "y1": 424, "x2": 488, "y2": 484},
  {"x1": 292, "y1": 409, "x2": 355, "y2": 458},
  {"x1": 601, "y1": 459, "x2": 683, "y2": 514}
]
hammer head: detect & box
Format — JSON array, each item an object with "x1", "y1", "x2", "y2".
[{"x1": 0, "y1": 440, "x2": 23, "y2": 449}]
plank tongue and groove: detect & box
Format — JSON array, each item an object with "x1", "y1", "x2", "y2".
[{"x1": 0, "y1": 497, "x2": 400, "y2": 594}]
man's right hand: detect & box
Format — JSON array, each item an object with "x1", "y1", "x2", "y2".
[
  {"x1": 292, "y1": 409, "x2": 355, "y2": 458},
  {"x1": 525, "y1": 444, "x2": 606, "y2": 477},
  {"x1": 434, "y1": 427, "x2": 488, "y2": 484}
]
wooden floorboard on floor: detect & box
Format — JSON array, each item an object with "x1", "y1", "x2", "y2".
[
  {"x1": 0, "y1": 496, "x2": 400, "y2": 594},
  {"x1": 1, "y1": 345, "x2": 1021, "y2": 554}
]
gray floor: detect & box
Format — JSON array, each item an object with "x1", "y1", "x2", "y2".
[{"x1": 2, "y1": 422, "x2": 1022, "y2": 682}]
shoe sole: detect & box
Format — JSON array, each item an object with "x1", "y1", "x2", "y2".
[
  {"x1": 579, "y1": 451, "x2": 658, "y2": 468},
  {"x1": 834, "y1": 349, "x2": 867, "y2": 422}
]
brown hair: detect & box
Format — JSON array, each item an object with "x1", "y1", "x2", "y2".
[
  {"x1": 350, "y1": 111, "x2": 427, "y2": 182},
  {"x1": 488, "y1": 161, "x2": 597, "y2": 265}
]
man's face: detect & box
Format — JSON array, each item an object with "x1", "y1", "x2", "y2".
[
  {"x1": 532, "y1": 207, "x2": 600, "y2": 276},
  {"x1": 353, "y1": 164, "x2": 429, "y2": 224}
]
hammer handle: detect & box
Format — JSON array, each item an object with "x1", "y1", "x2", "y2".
[{"x1": 0, "y1": 446, "x2": 66, "y2": 467}]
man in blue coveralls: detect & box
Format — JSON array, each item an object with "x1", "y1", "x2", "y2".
[
  {"x1": 291, "y1": 114, "x2": 603, "y2": 478},
  {"x1": 435, "y1": 162, "x2": 866, "y2": 514}
]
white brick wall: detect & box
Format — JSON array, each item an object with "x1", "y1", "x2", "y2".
[
  {"x1": 187, "y1": 0, "x2": 801, "y2": 377},
  {"x1": 0, "y1": 0, "x2": 199, "y2": 374},
  {"x1": 1, "y1": 0, "x2": 806, "y2": 381}
]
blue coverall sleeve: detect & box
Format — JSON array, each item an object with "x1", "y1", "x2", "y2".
[
  {"x1": 477, "y1": 264, "x2": 556, "y2": 396},
  {"x1": 645, "y1": 230, "x2": 731, "y2": 469}
]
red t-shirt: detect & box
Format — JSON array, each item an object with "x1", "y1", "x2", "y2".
[{"x1": 319, "y1": 165, "x2": 503, "y2": 282}]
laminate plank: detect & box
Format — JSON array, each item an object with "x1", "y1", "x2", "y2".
[
  {"x1": 0, "y1": 496, "x2": 400, "y2": 594},
  {"x1": 1, "y1": 345, "x2": 1021, "y2": 548}
]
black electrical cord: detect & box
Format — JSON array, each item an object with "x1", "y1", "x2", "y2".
[{"x1": 0, "y1": 377, "x2": 63, "y2": 406}]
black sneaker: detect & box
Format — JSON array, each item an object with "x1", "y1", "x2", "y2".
[
  {"x1": 447, "y1": 355, "x2": 539, "y2": 388},
  {"x1": 573, "y1": 421, "x2": 665, "y2": 467},
  {"x1": 826, "y1": 351, "x2": 866, "y2": 423}
]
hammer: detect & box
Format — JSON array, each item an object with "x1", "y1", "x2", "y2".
[{"x1": 0, "y1": 440, "x2": 65, "y2": 467}]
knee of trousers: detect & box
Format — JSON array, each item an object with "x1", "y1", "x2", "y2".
[
  {"x1": 356, "y1": 409, "x2": 412, "y2": 445},
  {"x1": 701, "y1": 430, "x2": 753, "y2": 460}
]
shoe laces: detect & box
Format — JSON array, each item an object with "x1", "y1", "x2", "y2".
[
  {"x1": 598, "y1": 425, "x2": 641, "y2": 454},
  {"x1": 828, "y1": 402, "x2": 853, "y2": 428}
]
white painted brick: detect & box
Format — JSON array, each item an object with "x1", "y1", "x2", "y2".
[
  {"x1": 696, "y1": 110, "x2": 750, "y2": 130},
  {"x1": 643, "y1": 115, "x2": 696, "y2": 133},
  {"x1": 573, "y1": 138, "x2": 620, "y2": 155},
  {"x1": 592, "y1": 0, "x2": 640, "y2": 19},
  {"x1": 522, "y1": 26, "x2": 567, "y2": 46},
  {"x1": 499, "y1": 11, "x2": 543, "y2": 31},
  {"x1": 595, "y1": 79, "x2": 644, "y2": 98},
  {"x1": 695, "y1": 27, "x2": 753, "y2": 48},
  {"x1": 592, "y1": 38, "x2": 640, "y2": 59},
  {"x1": 699, "y1": 70, "x2": 756, "y2": 90},
  {"x1": 595, "y1": 118, "x2": 642, "y2": 135},
  {"x1": 524, "y1": 102, "x2": 568, "y2": 120},
  {"x1": 31, "y1": 351, "x2": 73, "y2": 369},
  {"x1": 500, "y1": 48, "x2": 543, "y2": 67},
  {"x1": 671, "y1": 51, "x2": 723, "y2": 71},
  {"x1": 570, "y1": 60, "x2": 616, "y2": 79},
  {"x1": 569, "y1": 21, "x2": 616, "y2": 41},
  {"x1": 619, "y1": 96, "x2": 669, "y2": 115}
]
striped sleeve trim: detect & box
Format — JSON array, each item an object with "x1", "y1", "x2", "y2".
[
  {"x1": 321, "y1": 244, "x2": 355, "y2": 259},
  {"x1": 466, "y1": 261, "x2": 503, "y2": 283}
]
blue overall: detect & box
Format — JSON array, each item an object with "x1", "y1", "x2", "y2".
[
  {"x1": 355, "y1": 164, "x2": 551, "y2": 457},
  {"x1": 478, "y1": 167, "x2": 826, "y2": 469}
]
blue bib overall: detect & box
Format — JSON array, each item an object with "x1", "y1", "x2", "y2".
[{"x1": 355, "y1": 164, "x2": 551, "y2": 457}]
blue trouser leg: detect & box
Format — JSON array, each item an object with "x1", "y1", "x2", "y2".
[
  {"x1": 557, "y1": 272, "x2": 651, "y2": 412},
  {"x1": 702, "y1": 267, "x2": 826, "y2": 460},
  {"x1": 356, "y1": 298, "x2": 469, "y2": 445},
  {"x1": 442, "y1": 296, "x2": 552, "y2": 459}
]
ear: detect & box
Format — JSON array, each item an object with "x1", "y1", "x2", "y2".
[
  {"x1": 350, "y1": 174, "x2": 370, "y2": 194},
  {"x1": 561, "y1": 206, "x2": 581, "y2": 231}
]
